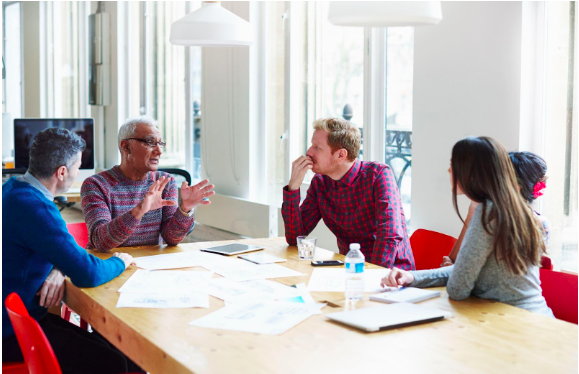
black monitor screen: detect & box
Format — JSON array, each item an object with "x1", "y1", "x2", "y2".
[{"x1": 14, "y1": 118, "x2": 95, "y2": 170}]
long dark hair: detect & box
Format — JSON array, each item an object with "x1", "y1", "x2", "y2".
[
  {"x1": 451, "y1": 137, "x2": 545, "y2": 275},
  {"x1": 509, "y1": 151, "x2": 547, "y2": 203}
]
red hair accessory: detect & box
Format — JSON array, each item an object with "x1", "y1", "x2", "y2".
[{"x1": 533, "y1": 181, "x2": 546, "y2": 198}]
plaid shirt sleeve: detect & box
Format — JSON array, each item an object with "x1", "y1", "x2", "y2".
[
  {"x1": 281, "y1": 181, "x2": 322, "y2": 246},
  {"x1": 371, "y1": 166, "x2": 407, "y2": 267}
]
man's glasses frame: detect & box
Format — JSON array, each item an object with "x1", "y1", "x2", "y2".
[{"x1": 124, "y1": 138, "x2": 166, "y2": 149}]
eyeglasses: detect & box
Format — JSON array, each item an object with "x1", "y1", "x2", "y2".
[{"x1": 124, "y1": 138, "x2": 166, "y2": 149}]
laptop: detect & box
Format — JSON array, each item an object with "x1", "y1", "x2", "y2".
[
  {"x1": 325, "y1": 303, "x2": 451, "y2": 332},
  {"x1": 200, "y1": 243, "x2": 263, "y2": 256}
]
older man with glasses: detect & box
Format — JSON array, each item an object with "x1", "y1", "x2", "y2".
[{"x1": 81, "y1": 116, "x2": 215, "y2": 252}]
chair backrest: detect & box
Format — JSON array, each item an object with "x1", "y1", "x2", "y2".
[
  {"x1": 539, "y1": 269, "x2": 578, "y2": 324},
  {"x1": 159, "y1": 168, "x2": 192, "y2": 185},
  {"x1": 66, "y1": 222, "x2": 89, "y2": 248},
  {"x1": 5, "y1": 293, "x2": 62, "y2": 374},
  {"x1": 540, "y1": 255, "x2": 554, "y2": 270},
  {"x1": 410, "y1": 229, "x2": 458, "y2": 271}
]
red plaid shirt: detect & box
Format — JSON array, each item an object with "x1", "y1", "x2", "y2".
[{"x1": 282, "y1": 160, "x2": 415, "y2": 270}]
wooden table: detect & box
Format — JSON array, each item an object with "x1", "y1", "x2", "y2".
[{"x1": 64, "y1": 238, "x2": 578, "y2": 374}]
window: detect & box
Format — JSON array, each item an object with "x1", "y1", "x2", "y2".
[
  {"x1": 127, "y1": 2, "x2": 202, "y2": 176},
  {"x1": 539, "y1": 2, "x2": 577, "y2": 272},
  {"x1": 44, "y1": 1, "x2": 89, "y2": 117},
  {"x1": 288, "y1": 2, "x2": 365, "y2": 184},
  {"x1": 385, "y1": 28, "x2": 414, "y2": 221},
  {"x1": 3, "y1": 1, "x2": 23, "y2": 119},
  {"x1": 264, "y1": 2, "x2": 415, "y2": 217}
]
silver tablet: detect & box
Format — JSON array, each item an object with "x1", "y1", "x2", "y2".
[{"x1": 200, "y1": 243, "x2": 264, "y2": 256}]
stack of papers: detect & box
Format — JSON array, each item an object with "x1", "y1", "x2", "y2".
[
  {"x1": 118, "y1": 250, "x2": 325, "y2": 334},
  {"x1": 116, "y1": 269, "x2": 213, "y2": 308}
]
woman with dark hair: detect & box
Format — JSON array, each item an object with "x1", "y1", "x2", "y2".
[
  {"x1": 441, "y1": 151, "x2": 549, "y2": 266},
  {"x1": 381, "y1": 137, "x2": 553, "y2": 316}
]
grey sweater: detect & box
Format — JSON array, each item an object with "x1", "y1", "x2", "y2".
[{"x1": 410, "y1": 203, "x2": 554, "y2": 317}]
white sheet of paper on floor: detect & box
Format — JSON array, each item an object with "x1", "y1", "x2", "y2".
[
  {"x1": 116, "y1": 292, "x2": 209, "y2": 308},
  {"x1": 189, "y1": 301, "x2": 319, "y2": 335},
  {"x1": 117, "y1": 269, "x2": 213, "y2": 295},
  {"x1": 306, "y1": 268, "x2": 394, "y2": 293}
]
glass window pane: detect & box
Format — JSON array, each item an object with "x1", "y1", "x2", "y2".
[
  {"x1": 143, "y1": 1, "x2": 202, "y2": 171},
  {"x1": 3, "y1": 2, "x2": 23, "y2": 119},
  {"x1": 295, "y1": 1, "x2": 365, "y2": 183},
  {"x1": 385, "y1": 27, "x2": 414, "y2": 223},
  {"x1": 541, "y1": 1, "x2": 577, "y2": 272}
]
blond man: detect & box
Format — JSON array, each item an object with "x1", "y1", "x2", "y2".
[{"x1": 281, "y1": 118, "x2": 415, "y2": 269}]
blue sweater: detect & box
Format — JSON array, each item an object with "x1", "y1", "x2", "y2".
[{"x1": 2, "y1": 178, "x2": 125, "y2": 338}]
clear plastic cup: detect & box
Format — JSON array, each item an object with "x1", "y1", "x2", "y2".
[{"x1": 297, "y1": 236, "x2": 317, "y2": 260}]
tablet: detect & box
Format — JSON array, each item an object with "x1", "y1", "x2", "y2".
[{"x1": 200, "y1": 243, "x2": 264, "y2": 256}]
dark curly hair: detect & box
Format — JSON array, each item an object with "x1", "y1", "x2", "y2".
[
  {"x1": 509, "y1": 151, "x2": 547, "y2": 203},
  {"x1": 28, "y1": 128, "x2": 86, "y2": 179}
]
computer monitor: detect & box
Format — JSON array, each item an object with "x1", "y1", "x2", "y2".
[{"x1": 13, "y1": 118, "x2": 95, "y2": 183}]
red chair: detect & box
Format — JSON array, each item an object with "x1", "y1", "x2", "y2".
[
  {"x1": 63, "y1": 222, "x2": 89, "y2": 330},
  {"x1": 5, "y1": 292, "x2": 63, "y2": 374},
  {"x1": 540, "y1": 269, "x2": 578, "y2": 324},
  {"x1": 2, "y1": 362, "x2": 28, "y2": 374},
  {"x1": 66, "y1": 222, "x2": 89, "y2": 249},
  {"x1": 410, "y1": 229, "x2": 458, "y2": 270},
  {"x1": 540, "y1": 255, "x2": 554, "y2": 270}
]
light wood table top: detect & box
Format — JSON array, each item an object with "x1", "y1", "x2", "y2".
[{"x1": 64, "y1": 238, "x2": 578, "y2": 374}]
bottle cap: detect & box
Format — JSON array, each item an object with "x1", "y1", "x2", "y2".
[{"x1": 349, "y1": 243, "x2": 360, "y2": 250}]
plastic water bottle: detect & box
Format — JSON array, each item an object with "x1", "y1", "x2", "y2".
[{"x1": 345, "y1": 243, "x2": 365, "y2": 301}]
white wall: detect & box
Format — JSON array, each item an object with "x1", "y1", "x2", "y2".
[{"x1": 411, "y1": 1, "x2": 523, "y2": 236}]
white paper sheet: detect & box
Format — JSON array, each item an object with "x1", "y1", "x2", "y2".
[
  {"x1": 306, "y1": 268, "x2": 393, "y2": 292},
  {"x1": 189, "y1": 301, "x2": 319, "y2": 335},
  {"x1": 116, "y1": 292, "x2": 210, "y2": 308},
  {"x1": 207, "y1": 278, "x2": 301, "y2": 303},
  {"x1": 134, "y1": 252, "x2": 201, "y2": 270},
  {"x1": 118, "y1": 269, "x2": 214, "y2": 294},
  {"x1": 238, "y1": 253, "x2": 287, "y2": 264},
  {"x1": 200, "y1": 258, "x2": 305, "y2": 282}
]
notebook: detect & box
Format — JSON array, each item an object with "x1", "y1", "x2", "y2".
[
  {"x1": 369, "y1": 287, "x2": 440, "y2": 304},
  {"x1": 325, "y1": 303, "x2": 451, "y2": 332},
  {"x1": 200, "y1": 243, "x2": 263, "y2": 256}
]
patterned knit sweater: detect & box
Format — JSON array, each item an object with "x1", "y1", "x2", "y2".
[{"x1": 81, "y1": 166, "x2": 195, "y2": 252}]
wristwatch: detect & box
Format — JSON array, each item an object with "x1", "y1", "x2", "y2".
[{"x1": 178, "y1": 206, "x2": 195, "y2": 217}]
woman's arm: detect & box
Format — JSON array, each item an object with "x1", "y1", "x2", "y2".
[{"x1": 442, "y1": 201, "x2": 480, "y2": 266}]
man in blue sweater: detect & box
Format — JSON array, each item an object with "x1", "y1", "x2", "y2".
[{"x1": 2, "y1": 128, "x2": 144, "y2": 373}]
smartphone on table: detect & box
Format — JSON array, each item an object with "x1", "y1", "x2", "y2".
[{"x1": 311, "y1": 260, "x2": 344, "y2": 267}]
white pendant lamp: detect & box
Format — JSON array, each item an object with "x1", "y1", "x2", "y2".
[
  {"x1": 170, "y1": 1, "x2": 252, "y2": 47},
  {"x1": 328, "y1": 1, "x2": 442, "y2": 27}
]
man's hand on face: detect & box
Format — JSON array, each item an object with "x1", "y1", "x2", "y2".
[
  {"x1": 132, "y1": 176, "x2": 176, "y2": 219},
  {"x1": 288, "y1": 156, "x2": 313, "y2": 191},
  {"x1": 37, "y1": 269, "x2": 66, "y2": 308}
]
